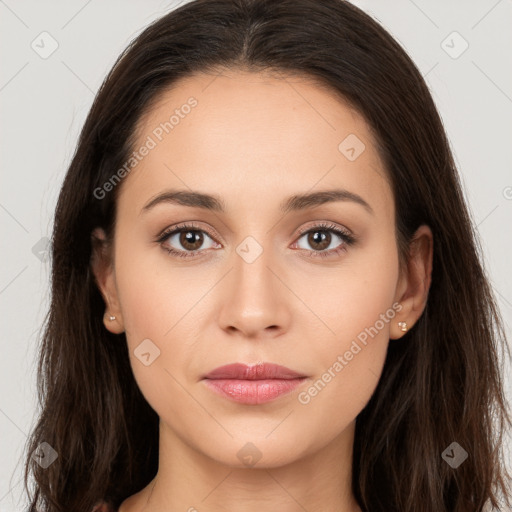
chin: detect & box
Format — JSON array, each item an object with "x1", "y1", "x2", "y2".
[{"x1": 199, "y1": 434, "x2": 312, "y2": 470}]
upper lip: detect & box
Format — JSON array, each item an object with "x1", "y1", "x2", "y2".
[{"x1": 203, "y1": 362, "x2": 306, "y2": 380}]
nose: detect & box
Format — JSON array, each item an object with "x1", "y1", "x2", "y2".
[{"x1": 217, "y1": 245, "x2": 291, "y2": 340}]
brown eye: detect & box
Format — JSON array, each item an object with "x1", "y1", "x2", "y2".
[
  {"x1": 305, "y1": 230, "x2": 332, "y2": 251},
  {"x1": 294, "y1": 222, "x2": 356, "y2": 258},
  {"x1": 158, "y1": 223, "x2": 219, "y2": 258},
  {"x1": 178, "y1": 230, "x2": 205, "y2": 251}
]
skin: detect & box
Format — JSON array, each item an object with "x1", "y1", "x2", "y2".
[{"x1": 91, "y1": 69, "x2": 433, "y2": 512}]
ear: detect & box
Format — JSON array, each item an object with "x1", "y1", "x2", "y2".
[
  {"x1": 90, "y1": 227, "x2": 125, "y2": 334},
  {"x1": 390, "y1": 224, "x2": 433, "y2": 340}
]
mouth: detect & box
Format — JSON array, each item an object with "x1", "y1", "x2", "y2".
[{"x1": 201, "y1": 362, "x2": 308, "y2": 405}]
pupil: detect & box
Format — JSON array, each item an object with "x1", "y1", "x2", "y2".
[
  {"x1": 182, "y1": 230, "x2": 202, "y2": 250},
  {"x1": 309, "y1": 230, "x2": 330, "y2": 250}
]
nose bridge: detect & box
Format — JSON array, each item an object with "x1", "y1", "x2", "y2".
[
  {"x1": 218, "y1": 234, "x2": 288, "y2": 335},
  {"x1": 233, "y1": 235, "x2": 278, "y2": 309}
]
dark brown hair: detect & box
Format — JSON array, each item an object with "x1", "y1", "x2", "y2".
[{"x1": 21, "y1": 0, "x2": 511, "y2": 510}]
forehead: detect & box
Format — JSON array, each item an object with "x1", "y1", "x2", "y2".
[{"x1": 117, "y1": 69, "x2": 392, "y2": 220}]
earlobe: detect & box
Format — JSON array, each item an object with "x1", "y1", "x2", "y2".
[
  {"x1": 391, "y1": 224, "x2": 433, "y2": 340},
  {"x1": 390, "y1": 317, "x2": 409, "y2": 340},
  {"x1": 102, "y1": 310, "x2": 124, "y2": 334},
  {"x1": 90, "y1": 227, "x2": 125, "y2": 334}
]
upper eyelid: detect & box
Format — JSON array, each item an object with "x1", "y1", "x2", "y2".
[
  {"x1": 296, "y1": 222, "x2": 351, "y2": 237},
  {"x1": 159, "y1": 221, "x2": 352, "y2": 247},
  {"x1": 159, "y1": 222, "x2": 217, "y2": 241},
  {"x1": 160, "y1": 221, "x2": 350, "y2": 238}
]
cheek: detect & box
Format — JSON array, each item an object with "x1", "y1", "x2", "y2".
[
  {"x1": 294, "y1": 306, "x2": 393, "y2": 452},
  {"x1": 113, "y1": 244, "x2": 212, "y2": 410},
  {"x1": 295, "y1": 231, "x2": 400, "y2": 347},
  {"x1": 292, "y1": 237, "x2": 399, "y2": 434},
  {"x1": 113, "y1": 247, "x2": 182, "y2": 386},
  {"x1": 115, "y1": 242, "x2": 201, "y2": 342}
]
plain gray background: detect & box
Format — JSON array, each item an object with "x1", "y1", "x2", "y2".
[{"x1": 1, "y1": 0, "x2": 511, "y2": 509}]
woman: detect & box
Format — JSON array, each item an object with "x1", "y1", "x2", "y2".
[{"x1": 22, "y1": 0, "x2": 511, "y2": 510}]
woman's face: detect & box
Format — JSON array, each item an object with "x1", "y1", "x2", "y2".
[{"x1": 93, "y1": 69, "x2": 420, "y2": 468}]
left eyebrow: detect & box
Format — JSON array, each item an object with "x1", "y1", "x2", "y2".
[
  {"x1": 281, "y1": 189, "x2": 374, "y2": 216},
  {"x1": 139, "y1": 188, "x2": 374, "y2": 216}
]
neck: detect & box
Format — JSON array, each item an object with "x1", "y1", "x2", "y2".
[{"x1": 120, "y1": 419, "x2": 362, "y2": 512}]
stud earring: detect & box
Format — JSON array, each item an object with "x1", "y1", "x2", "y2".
[
  {"x1": 398, "y1": 321, "x2": 407, "y2": 332},
  {"x1": 108, "y1": 314, "x2": 116, "y2": 321}
]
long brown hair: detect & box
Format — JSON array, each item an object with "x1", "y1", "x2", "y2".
[{"x1": 21, "y1": 0, "x2": 511, "y2": 510}]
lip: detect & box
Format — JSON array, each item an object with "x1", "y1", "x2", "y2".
[
  {"x1": 202, "y1": 363, "x2": 308, "y2": 405},
  {"x1": 203, "y1": 362, "x2": 305, "y2": 380}
]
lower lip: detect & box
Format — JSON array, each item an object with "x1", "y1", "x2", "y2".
[{"x1": 203, "y1": 378, "x2": 307, "y2": 404}]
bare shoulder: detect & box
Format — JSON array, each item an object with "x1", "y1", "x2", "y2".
[
  {"x1": 118, "y1": 490, "x2": 146, "y2": 512},
  {"x1": 91, "y1": 502, "x2": 117, "y2": 512}
]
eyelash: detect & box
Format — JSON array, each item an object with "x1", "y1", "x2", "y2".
[{"x1": 156, "y1": 221, "x2": 356, "y2": 259}]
